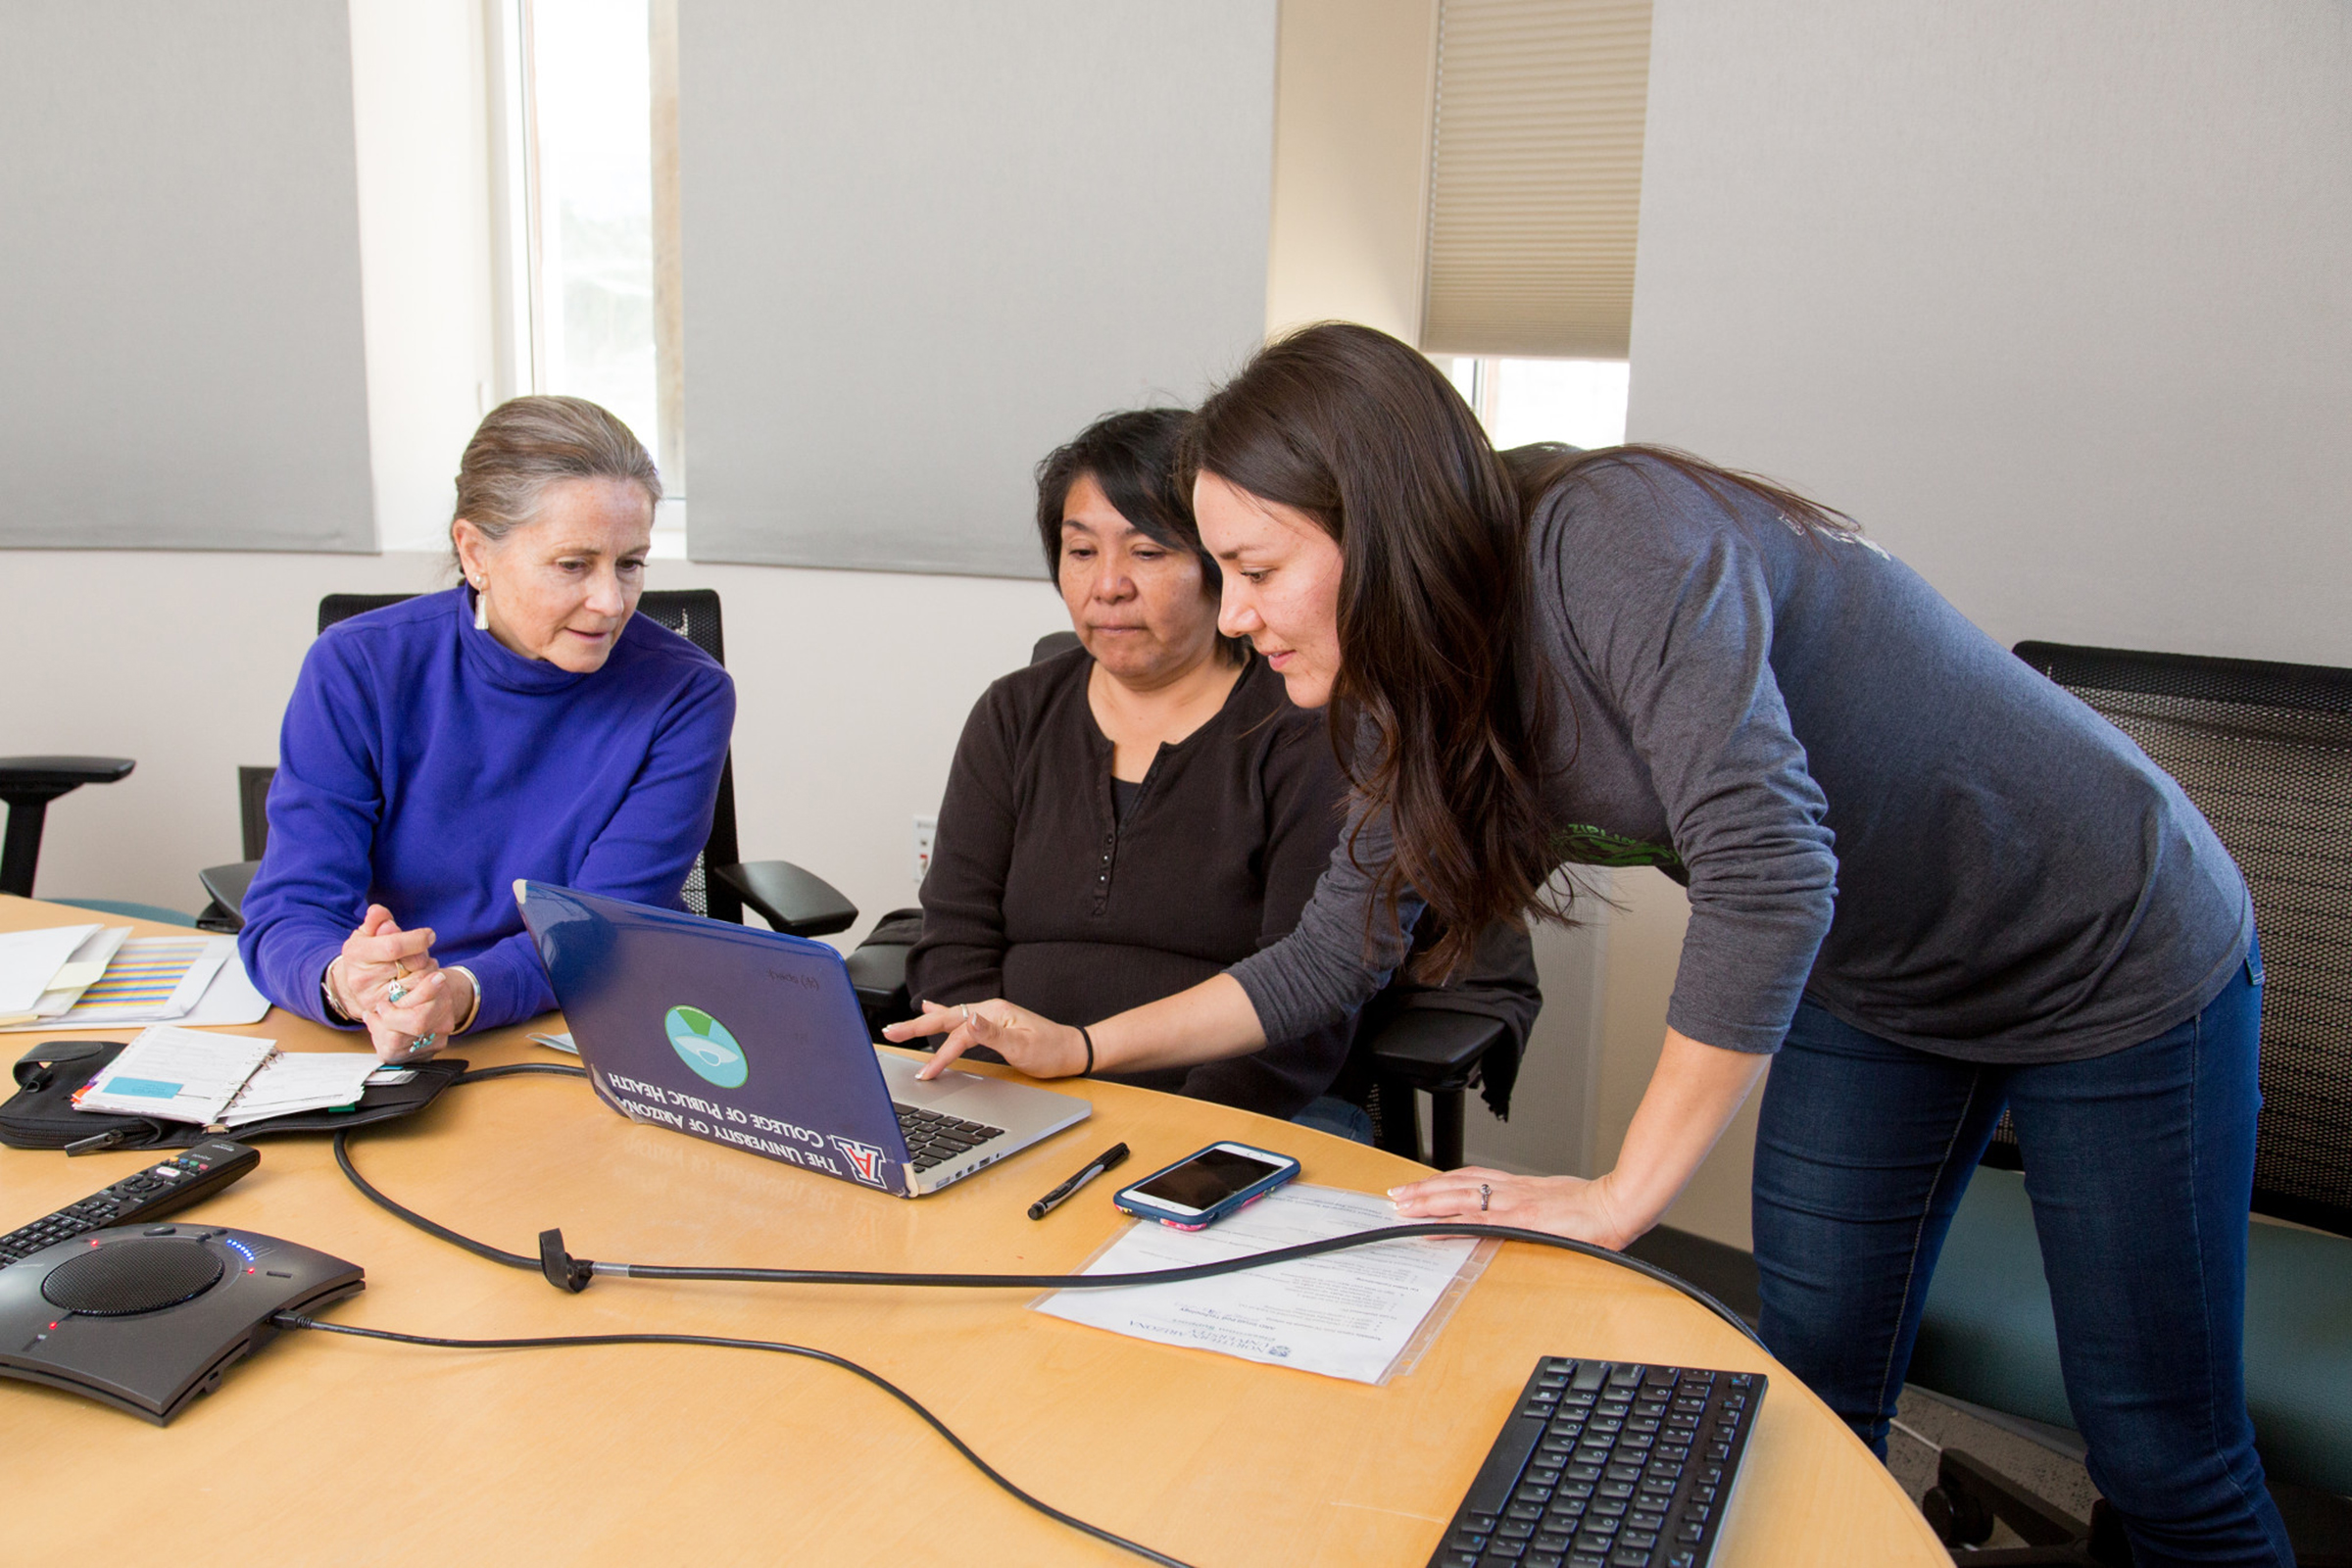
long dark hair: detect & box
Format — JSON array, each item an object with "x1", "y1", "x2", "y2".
[
  {"x1": 1035, "y1": 409, "x2": 1248, "y2": 664},
  {"x1": 1186, "y1": 322, "x2": 1855, "y2": 977}
]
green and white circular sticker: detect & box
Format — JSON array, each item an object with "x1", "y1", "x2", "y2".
[{"x1": 664, "y1": 1005, "x2": 747, "y2": 1089}]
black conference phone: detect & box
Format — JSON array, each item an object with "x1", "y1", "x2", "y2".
[{"x1": 0, "y1": 1143, "x2": 364, "y2": 1423}]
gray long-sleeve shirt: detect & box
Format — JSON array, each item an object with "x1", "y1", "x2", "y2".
[{"x1": 1231, "y1": 456, "x2": 2251, "y2": 1064}]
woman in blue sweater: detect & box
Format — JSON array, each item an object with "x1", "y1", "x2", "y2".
[{"x1": 239, "y1": 396, "x2": 735, "y2": 1061}]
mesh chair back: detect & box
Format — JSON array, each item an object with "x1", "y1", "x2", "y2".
[
  {"x1": 311, "y1": 588, "x2": 743, "y2": 922},
  {"x1": 1990, "y1": 642, "x2": 2352, "y2": 1236}
]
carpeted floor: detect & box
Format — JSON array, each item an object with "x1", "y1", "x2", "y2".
[{"x1": 1887, "y1": 1385, "x2": 2100, "y2": 1551}]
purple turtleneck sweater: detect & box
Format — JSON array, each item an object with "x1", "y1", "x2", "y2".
[{"x1": 239, "y1": 587, "x2": 735, "y2": 1033}]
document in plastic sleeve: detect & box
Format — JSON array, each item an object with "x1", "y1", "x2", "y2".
[{"x1": 1032, "y1": 1184, "x2": 1491, "y2": 1385}]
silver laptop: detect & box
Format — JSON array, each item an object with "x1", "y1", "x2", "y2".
[{"x1": 514, "y1": 880, "x2": 1090, "y2": 1197}]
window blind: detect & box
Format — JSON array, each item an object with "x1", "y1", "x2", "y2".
[
  {"x1": 1421, "y1": 0, "x2": 1653, "y2": 359},
  {"x1": 677, "y1": 0, "x2": 1276, "y2": 577},
  {"x1": 0, "y1": 2, "x2": 375, "y2": 552}
]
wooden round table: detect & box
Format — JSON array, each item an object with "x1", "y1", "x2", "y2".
[{"x1": 0, "y1": 896, "x2": 1947, "y2": 1565}]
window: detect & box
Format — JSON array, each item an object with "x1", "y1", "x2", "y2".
[
  {"x1": 498, "y1": 0, "x2": 683, "y2": 549},
  {"x1": 1445, "y1": 357, "x2": 1630, "y2": 451}
]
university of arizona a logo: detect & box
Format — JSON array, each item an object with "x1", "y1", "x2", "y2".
[{"x1": 830, "y1": 1135, "x2": 889, "y2": 1187}]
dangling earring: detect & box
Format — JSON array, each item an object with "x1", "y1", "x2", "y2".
[{"x1": 471, "y1": 578, "x2": 490, "y2": 632}]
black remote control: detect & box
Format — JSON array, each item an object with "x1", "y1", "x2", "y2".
[{"x1": 0, "y1": 1140, "x2": 259, "y2": 1266}]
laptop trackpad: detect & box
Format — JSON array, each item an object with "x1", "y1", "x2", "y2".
[{"x1": 878, "y1": 1054, "x2": 996, "y2": 1110}]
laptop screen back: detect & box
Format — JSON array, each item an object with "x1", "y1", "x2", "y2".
[{"x1": 515, "y1": 881, "x2": 913, "y2": 1195}]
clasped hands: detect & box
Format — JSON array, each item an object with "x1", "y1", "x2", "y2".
[
  {"x1": 325, "y1": 904, "x2": 473, "y2": 1063},
  {"x1": 882, "y1": 994, "x2": 1651, "y2": 1249}
]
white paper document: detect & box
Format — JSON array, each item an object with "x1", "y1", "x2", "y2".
[
  {"x1": 1032, "y1": 1184, "x2": 1486, "y2": 1385},
  {"x1": 74, "y1": 1025, "x2": 277, "y2": 1124},
  {"x1": 221, "y1": 1051, "x2": 378, "y2": 1127},
  {"x1": 26, "y1": 925, "x2": 132, "y2": 1017},
  {"x1": 0, "y1": 935, "x2": 245, "y2": 1030},
  {"x1": 171, "y1": 953, "x2": 272, "y2": 1028},
  {"x1": 0, "y1": 923, "x2": 103, "y2": 1015}
]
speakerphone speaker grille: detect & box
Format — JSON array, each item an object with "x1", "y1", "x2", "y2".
[{"x1": 40, "y1": 1239, "x2": 225, "y2": 1316}]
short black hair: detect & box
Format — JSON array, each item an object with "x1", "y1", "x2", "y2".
[{"x1": 1034, "y1": 408, "x2": 1247, "y2": 663}]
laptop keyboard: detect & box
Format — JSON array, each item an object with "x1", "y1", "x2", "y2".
[
  {"x1": 1427, "y1": 1356, "x2": 1763, "y2": 1568},
  {"x1": 893, "y1": 1104, "x2": 1007, "y2": 1171}
]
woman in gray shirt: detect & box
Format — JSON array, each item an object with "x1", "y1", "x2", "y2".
[{"x1": 889, "y1": 324, "x2": 2284, "y2": 1564}]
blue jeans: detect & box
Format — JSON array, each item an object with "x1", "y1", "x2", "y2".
[
  {"x1": 1751, "y1": 949, "x2": 2292, "y2": 1567},
  {"x1": 1293, "y1": 1095, "x2": 1374, "y2": 1144}
]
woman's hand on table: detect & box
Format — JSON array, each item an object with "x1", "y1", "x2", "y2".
[
  {"x1": 885, "y1": 999, "x2": 1091, "y2": 1081},
  {"x1": 1393, "y1": 1032, "x2": 1771, "y2": 1250},
  {"x1": 1388, "y1": 1166, "x2": 1650, "y2": 1251}
]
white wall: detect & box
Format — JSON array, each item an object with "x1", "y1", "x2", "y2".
[
  {"x1": 1632, "y1": 0, "x2": 2352, "y2": 663},
  {"x1": 1592, "y1": 0, "x2": 2352, "y2": 1250},
  {"x1": 1, "y1": 552, "x2": 1059, "y2": 943},
  {"x1": 1264, "y1": 0, "x2": 1437, "y2": 342}
]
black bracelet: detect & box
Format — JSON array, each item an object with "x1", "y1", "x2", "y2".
[{"x1": 1076, "y1": 1024, "x2": 1095, "y2": 1076}]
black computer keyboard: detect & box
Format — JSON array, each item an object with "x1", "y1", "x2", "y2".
[
  {"x1": 891, "y1": 1104, "x2": 1005, "y2": 1172},
  {"x1": 1427, "y1": 1356, "x2": 1763, "y2": 1568}
]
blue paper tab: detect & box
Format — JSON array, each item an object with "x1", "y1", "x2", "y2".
[{"x1": 104, "y1": 1076, "x2": 184, "y2": 1099}]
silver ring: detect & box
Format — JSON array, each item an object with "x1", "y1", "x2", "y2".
[
  {"x1": 386, "y1": 979, "x2": 410, "y2": 1006},
  {"x1": 409, "y1": 1033, "x2": 437, "y2": 1055},
  {"x1": 1479, "y1": 1182, "x2": 1492, "y2": 1213},
  {"x1": 960, "y1": 1004, "x2": 972, "y2": 1027}
]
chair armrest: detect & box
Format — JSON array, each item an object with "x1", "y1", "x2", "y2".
[
  {"x1": 0, "y1": 756, "x2": 135, "y2": 801},
  {"x1": 844, "y1": 941, "x2": 908, "y2": 1005},
  {"x1": 712, "y1": 860, "x2": 858, "y2": 939},
  {"x1": 199, "y1": 861, "x2": 260, "y2": 922},
  {"x1": 1364, "y1": 1007, "x2": 1509, "y2": 1091}
]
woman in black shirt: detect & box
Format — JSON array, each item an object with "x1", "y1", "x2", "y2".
[{"x1": 906, "y1": 409, "x2": 1367, "y2": 1124}]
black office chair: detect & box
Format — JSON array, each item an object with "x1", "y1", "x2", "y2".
[
  {"x1": 0, "y1": 757, "x2": 136, "y2": 900},
  {"x1": 843, "y1": 631, "x2": 1544, "y2": 1169},
  {"x1": 1909, "y1": 643, "x2": 2352, "y2": 1566},
  {"x1": 1341, "y1": 913, "x2": 1543, "y2": 1170},
  {"x1": 194, "y1": 590, "x2": 858, "y2": 941}
]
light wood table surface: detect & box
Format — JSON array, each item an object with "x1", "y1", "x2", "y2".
[{"x1": 0, "y1": 895, "x2": 1945, "y2": 1567}]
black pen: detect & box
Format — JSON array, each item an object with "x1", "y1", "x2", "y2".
[{"x1": 1027, "y1": 1142, "x2": 1130, "y2": 1220}]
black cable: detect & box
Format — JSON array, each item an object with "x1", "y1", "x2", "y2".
[
  {"x1": 335, "y1": 1062, "x2": 1763, "y2": 1348},
  {"x1": 269, "y1": 1311, "x2": 1198, "y2": 1568}
]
